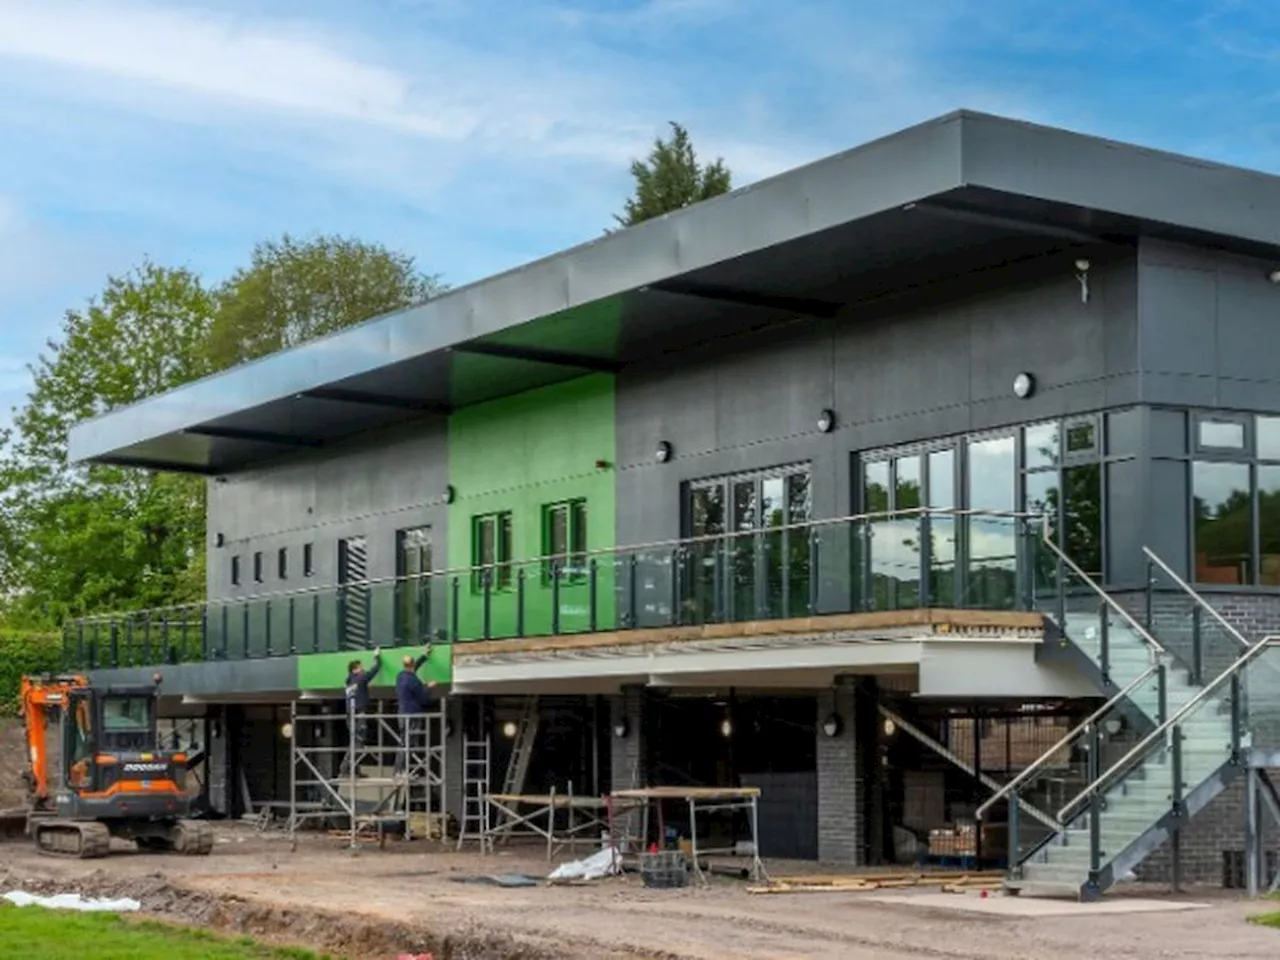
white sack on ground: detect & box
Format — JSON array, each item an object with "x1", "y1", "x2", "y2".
[
  {"x1": 548, "y1": 847, "x2": 620, "y2": 881},
  {"x1": 3, "y1": 890, "x2": 142, "y2": 912}
]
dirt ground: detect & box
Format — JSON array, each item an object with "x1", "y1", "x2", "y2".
[{"x1": 1, "y1": 822, "x2": 1278, "y2": 960}]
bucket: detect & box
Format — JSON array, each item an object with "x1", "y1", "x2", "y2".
[{"x1": 639, "y1": 850, "x2": 687, "y2": 889}]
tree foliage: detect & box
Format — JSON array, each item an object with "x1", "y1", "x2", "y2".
[
  {"x1": 614, "y1": 122, "x2": 732, "y2": 228},
  {"x1": 0, "y1": 235, "x2": 441, "y2": 627},
  {"x1": 207, "y1": 234, "x2": 443, "y2": 368}
]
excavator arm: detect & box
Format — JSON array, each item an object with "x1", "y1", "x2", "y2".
[{"x1": 18, "y1": 675, "x2": 89, "y2": 807}]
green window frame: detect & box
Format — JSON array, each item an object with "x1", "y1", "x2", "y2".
[
  {"x1": 543, "y1": 499, "x2": 588, "y2": 583},
  {"x1": 472, "y1": 512, "x2": 513, "y2": 592}
]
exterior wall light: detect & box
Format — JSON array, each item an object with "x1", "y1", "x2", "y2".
[
  {"x1": 613, "y1": 718, "x2": 630, "y2": 739},
  {"x1": 1075, "y1": 258, "x2": 1090, "y2": 304},
  {"x1": 655, "y1": 441, "x2": 673, "y2": 464},
  {"x1": 1103, "y1": 717, "x2": 1122, "y2": 736},
  {"x1": 280, "y1": 722, "x2": 294, "y2": 740},
  {"x1": 501, "y1": 720, "x2": 518, "y2": 739},
  {"x1": 443, "y1": 484, "x2": 456, "y2": 504},
  {"x1": 215, "y1": 532, "x2": 225, "y2": 548},
  {"x1": 1013, "y1": 372, "x2": 1035, "y2": 399},
  {"x1": 1269, "y1": 270, "x2": 1280, "y2": 284},
  {"x1": 821, "y1": 713, "x2": 843, "y2": 738},
  {"x1": 719, "y1": 717, "x2": 733, "y2": 738},
  {"x1": 882, "y1": 718, "x2": 896, "y2": 737},
  {"x1": 817, "y1": 409, "x2": 836, "y2": 434}
]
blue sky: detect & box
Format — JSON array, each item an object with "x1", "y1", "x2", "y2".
[{"x1": 2, "y1": 0, "x2": 1280, "y2": 424}]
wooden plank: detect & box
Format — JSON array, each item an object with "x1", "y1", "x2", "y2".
[
  {"x1": 612, "y1": 786, "x2": 762, "y2": 800},
  {"x1": 457, "y1": 609, "x2": 1043, "y2": 658}
]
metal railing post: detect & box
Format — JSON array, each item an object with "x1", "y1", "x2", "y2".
[
  {"x1": 1156, "y1": 661, "x2": 1168, "y2": 727},
  {"x1": 809, "y1": 533, "x2": 821, "y2": 615},
  {"x1": 1007, "y1": 787, "x2": 1021, "y2": 878},
  {"x1": 450, "y1": 576, "x2": 461, "y2": 643},
  {"x1": 125, "y1": 620, "x2": 134, "y2": 666},
  {"x1": 516, "y1": 568, "x2": 526, "y2": 637},
  {"x1": 589, "y1": 559, "x2": 599, "y2": 632},
  {"x1": 288, "y1": 596, "x2": 297, "y2": 654},
  {"x1": 142, "y1": 618, "x2": 152, "y2": 665},
  {"x1": 1191, "y1": 606, "x2": 1203, "y2": 686},
  {"x1": 626, "y1": 554, "x2": 638, "y2": 629},
  {"x1": 242, "y1": 602, "x2": 250, "y2": 659},
  {"x1": 1171, "y1": 725, "x2": 1184, "y2": 893},
  {"x1": 482, "y1": 569, "x2": 493, "y2": 640},
  {"x1": 161, "y1": 615, "x2": 171, "y2": 665},
  {"x1": 1054, "y1": 554, "x2": 1066, "y2": 629},
  {"x1": 1231, "y1": 672, "x2": 1243, "y2": 762},
  {"x1": 110, "y1": 621, "x2": 119, "y2": 668},
  {"x1": 551, "y1": 563, "x2": 562, "y2": 635},
  {"x1": 311, "y1": 594, "x2": 320, "y2": 653},
  {"x1": 1087, "y1": 720, "x2": 1103, "y2": 896},
  {"x1": 1099, "y1": 600, "x2": 1110, "y2": 683},
  {"x1": 669, "y1": 548, "x2": 680, "y2": 626},
  {"x1": 1144, "y1": 560, "x2": 1154, "y2": 632}
]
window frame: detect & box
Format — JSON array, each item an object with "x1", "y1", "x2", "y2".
[
  {"x1": 542, "y1": 499, "x2": 588, "y2": 584},
  {"x1": 472, "y1": 511, "x2": 514, "y2": 592},
  {"x1": 230, "y1": 555, "x2": 241, "y2": 587}
]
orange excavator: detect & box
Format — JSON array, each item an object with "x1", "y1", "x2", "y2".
[{"x1": 0, "y1": 673, "x2": 213, "y2": 858}]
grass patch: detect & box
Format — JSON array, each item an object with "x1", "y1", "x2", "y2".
[
  {"x1": 1251, "y1": 910, "x2": 1280, "y2": 929},
  {"x1": 0, "y1": 905, "x2": 338, "y2": 959}
]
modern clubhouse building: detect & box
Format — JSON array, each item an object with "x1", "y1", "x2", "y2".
[{"x1": 65, "y1": 111, "x2": 1280, "y2": 897}]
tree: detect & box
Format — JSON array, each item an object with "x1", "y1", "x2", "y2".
[
  {"x1": 207, "y1": 233, "x2": 444, "y2": 367},
  {"x1": 0, "y1": 262, "x2": 216, "y2": 624},
  {"x1": 0, "y1": 234, "x2": 445, "y2": 625},
  {"x1": 613, "y1": 122, "x2": 732, "y2": 228}
]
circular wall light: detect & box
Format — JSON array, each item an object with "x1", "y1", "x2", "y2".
[
  {"x1": 280, "y1": 722, "x2": 294, "y2": 740},
  {"x1": 719, "y1": 717, "x2": 733, "y2": 738},
  {"x1": 882, "y1": 718, "x2": 896, "y2": 737},
  {"x1": 1269, "y1": 269, "x2": 1280, "y2": 284},
  {"x1": 1013, "y1": 372, "x2": 1035, "y2": 399},
  {"x1": 613, "y1": 718, "x2": 630, "y2": 739},
  {"x1": 817, "y1": 409, "x2": 836, "y2": 434},
  {"x1": 501, "y1": 720, "x2": 518, "y2": 739},
  {"x1": 655, "y1": 441, "x2": 673, "y2": 464},
  {"x1": 821, "y1": 713, "x2": 843, "y2": 738}
]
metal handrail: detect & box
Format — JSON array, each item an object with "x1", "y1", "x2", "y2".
[
  {"x1": 974, "y1": 661, "x2": 1160, "y2": 823},
  {"x1": 1038, "y1": 524, "x2": 1167, "y2": 655},
  {"x1": 1141, "y1": 546, "x2": 1249, "y2": 650},
  {"x1": 1057, "y1": 634, "x2": 1280, "y2": 823},
  {"x1": 68, "y1": 506, "x2": 1042, "y2": 623}
]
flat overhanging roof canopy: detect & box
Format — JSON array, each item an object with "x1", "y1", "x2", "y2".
[{"x1": 69, "y1": 110, "x2": 1280, "y2": 474}]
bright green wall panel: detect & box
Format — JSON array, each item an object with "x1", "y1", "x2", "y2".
[
  {"x1": 447, "y1": 374, "x2": 617, "y2": 640},
  {"x1": 296, "y1": 642, "x2": 453, "y2": 690}
]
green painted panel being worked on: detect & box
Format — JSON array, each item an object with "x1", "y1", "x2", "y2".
[
  {"x1": 296, "y1": 642, "x2": 453, "y2": 691},
  {"x1": 447, "y1": 374, "x2": 618, "y2": 641}
]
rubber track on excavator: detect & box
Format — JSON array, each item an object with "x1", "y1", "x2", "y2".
[
  {"x1": 34, "y1": 820, "x2": 111, "y2": 859},
  {"x1": 174, "y1": 819, "x2": 215, "y2": 855}
]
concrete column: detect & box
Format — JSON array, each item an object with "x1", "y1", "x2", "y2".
[
  {"x1": 205, "y1": 707, "x2": 231, "y2": 817},
  {"x1": 444, "y1": 696, "x2": 464, "y2": 822},
  {"x1": 609, "y1": 685, "x2": 647, "y2": 791},
  {"x1": 816, "y1": 679, "x2": 864, "y2": 864}
]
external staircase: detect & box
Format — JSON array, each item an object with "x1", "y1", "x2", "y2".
[{"x1": 978, "y1": 536, "x2": 1280, "y2": 900}]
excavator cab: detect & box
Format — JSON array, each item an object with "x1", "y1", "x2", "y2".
[{"x1": 57, "y1": 684, "x2": 171, "y2": 808}]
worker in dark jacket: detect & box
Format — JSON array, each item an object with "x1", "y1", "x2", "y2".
[
  {"x1": 394, "y1": 646, "x2": 435, "y2": 777},
  {"x1": 339, "y1": 647, "x2": 380, "y2": 778}
]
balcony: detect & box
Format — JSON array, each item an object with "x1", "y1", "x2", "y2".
[{"x1": 63, "y1": 508, "x2": 1047, "y2": 671}]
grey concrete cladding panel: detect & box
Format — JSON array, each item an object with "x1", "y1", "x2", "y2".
[
  {"x1": 1137, "y1": 239, "x2": 1280, "y2": 409},
  {"x1": 91, "y1": 657, "x2": 297, "y2": 698},
  {"x1": 207, "y1": 418, "x2": 448, "y2": 598},
  {"x1": 615, "y1": 258, "x2": 1139, "y2": 545}
]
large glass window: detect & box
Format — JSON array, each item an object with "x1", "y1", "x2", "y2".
[
  {"x1": 472, "y1": 513, "x2": 513, "y2": 591},
  {"x1": 396, "y1": 526, "x2": 432, "y2": 642},
  {"x1": 686, "y1": 465, "x2": 811, "y2": 622},
  {"x1": 543, "y1": 500, "x2": 587, "y2": 582},
  {"x1": 1022, "y1": 417, "x2": 1103, "y2": 579},
  {"x1": 1189, "y1": 413, "x2": 1280, "y2": 586},
  {"x1": 1193, "y1": 462, "x2": 1252, "y2": 585},
  {"x1": 967, "y1": 434, "x2": 1017, "y2": 606},
  {"x1": 862, "y1": 444, "x2": 958, "y2": 608}
]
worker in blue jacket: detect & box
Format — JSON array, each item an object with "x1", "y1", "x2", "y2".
[
  {"x1": 339, "y1": 647, "x2": 380, "y2": 778},
  {"x1": 394, "y1": 646, "x2": 436, "y2": 778}
]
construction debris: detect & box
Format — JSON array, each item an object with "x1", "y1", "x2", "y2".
[{"x1": 747, "y1": 870, "x2": 1003, "y2": 895}]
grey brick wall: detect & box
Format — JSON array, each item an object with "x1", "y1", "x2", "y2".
[
  {"x1": 609, "y1": 686, "x2": 646, "y2": 848},
  {"x1": 1103, "y1": 590, "x2": 1280, "y2": 884},
  {"x1": 817, "y1": 680, "x2": 864, "y2": 864},
  {"x1": 445, "y1": 697, "x2": 464, "y2": 822}
]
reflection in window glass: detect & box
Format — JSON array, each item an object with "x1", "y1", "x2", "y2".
[
  {"x1": 1193, "y1": 462, "x2": 1251, "y2": 585},
  {"x1": 1063, "y1": 463, "x2": 1102, "y2": 577},
  {"x1": 927, "y1": 449, "x2": 956, "y2": 605},
  {"x1": 864, "y1": 461, "x2": 889, "y2": 513},
  {"x1": 967, "y1": 436, "x2": 1016, "y2": 607},
  {"x1": 1024, "y1": 422, "x2": 1059, "y2": 471},
  {"x1": 1065, "y1": 420, "x2": 1097, "y2": 454},
  {"x1": 1025, "y1": 471, "x2": 1059, "y2": 536},
  {"x1": 1260, "y1": 466, "x2": 1280, "y2": 586},
  {"x1": 1199, "y1": 419, "x2": 1246, "y2": 449},
  {"x1": 1258, "y1": 417, "x2": 1280, "y2": 462},
  {"x1": 890, "y1": 458, "x2": 922, "y2": 607}
]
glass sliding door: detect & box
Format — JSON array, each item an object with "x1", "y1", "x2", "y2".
[
  {"x1": 685, "y1": 464, "x2": 812, "y2": 624},
  {"x1": 965, "y1": 435, "x2": 1017, "y2": 608}
]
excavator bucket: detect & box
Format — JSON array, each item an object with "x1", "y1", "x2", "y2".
[{"x1": 0, "y1": 807, "x2": 28, "y2": 841}]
